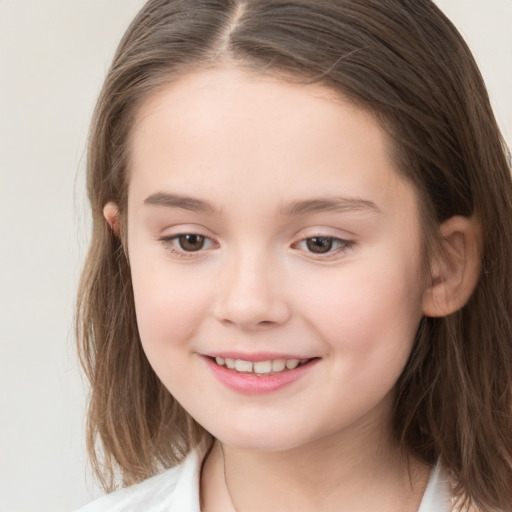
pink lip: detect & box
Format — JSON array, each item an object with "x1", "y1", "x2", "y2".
[{"x1": 202, "y1": 355, "x2": 319, "y2": 395}]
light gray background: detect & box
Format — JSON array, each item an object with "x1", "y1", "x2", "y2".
[{"x1": 0, "y1": 1, "x2": 510, "y2": 511}]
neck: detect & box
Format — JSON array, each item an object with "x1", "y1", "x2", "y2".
[{"x1": 201, "y1": 419, "x2": 430, "y2": 512}]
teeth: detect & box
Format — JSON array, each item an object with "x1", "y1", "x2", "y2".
[
  {"x1": 253, "y1": 361, "x2": 272, "y2": 374},
  {"x1": 285, "y1": 359, "x2": 299, "y2": 370},
  {"x1": 272, "y1": 359, "x2": 286, "y2": 372},
  {"x1": 235, "y1": 359, "x2": 253, "y2": 372},
  {"x1": 213, "y1": 357, "x2": 308, "y2": 374}
]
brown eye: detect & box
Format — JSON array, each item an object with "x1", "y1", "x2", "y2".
[
  {"x1": 178, "y1": 234, "x2": 206, "y2": 252},
  {"x1": 305, "y1": 237, "x2": 334, "y2": 254}
]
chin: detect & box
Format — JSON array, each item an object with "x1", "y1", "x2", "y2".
[{"x1": 209, "y1": 423, "x2": 319, "y2": 453}]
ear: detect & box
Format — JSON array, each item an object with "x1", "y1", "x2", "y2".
[
  {"x1": 103, "y1": 202, "x2": 120, "y2": 236},
  {"x1": 422, "y1": 216, "x2": 480, "y2": 317}
]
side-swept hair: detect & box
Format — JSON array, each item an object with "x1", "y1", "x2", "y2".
[{"x1": 77, "y1": 0, "x2": 512, "y2": 508}]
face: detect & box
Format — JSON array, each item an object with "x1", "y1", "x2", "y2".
[{"x1": 125, "y1": 67, "x2": 428, "y2": 452}]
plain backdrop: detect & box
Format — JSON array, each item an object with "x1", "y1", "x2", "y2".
[{"x1": 0, "y1": 1, "x2": 510, "y2": 511}]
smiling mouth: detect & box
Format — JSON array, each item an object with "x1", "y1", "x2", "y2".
[{"x1": 210, "y1": 356, "x2": 314, "y2": 376}]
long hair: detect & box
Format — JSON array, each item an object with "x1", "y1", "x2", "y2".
[{"x1": 76, "y1": 0, "x2": 512, "y2": 508}]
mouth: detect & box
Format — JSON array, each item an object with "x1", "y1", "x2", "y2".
[
  {"x1": 208, "y1": 356, "x2": 316, "y2": 376},
  {"x1": 203, "y1": 354, "x2": 320, "y2": 394}
]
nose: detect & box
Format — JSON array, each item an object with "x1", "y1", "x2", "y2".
[{"x1": 213, "y1": 250, "x2": 291, "y2": 331}]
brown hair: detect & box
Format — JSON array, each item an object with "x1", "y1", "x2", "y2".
[{"x1": 77, "y1": 0, "x2": 512, "y2": 508}]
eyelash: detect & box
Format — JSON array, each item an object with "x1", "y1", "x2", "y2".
[
  {"x1": 158, "y1": 233, "x2": 217, "y2": 258},
  {"x1": 292, "y1": 236, "x2": 355, "y2": 259},
  {"x1": 158, "y1": 233, "x2": 355, "y2": 260}
]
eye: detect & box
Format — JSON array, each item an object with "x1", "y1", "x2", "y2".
[
  {"x1": 305, "y1": 236, "x2": 335, "y2": 254},
  {"x1": 294, "y1": 236, "x2": 355, "y2": 257},
  {"x1": 177, "y1": 234, "x2": 207, "y2": 252},
  {"x1": 159, "y1": 232, "x2": 217, "y2": 256}
]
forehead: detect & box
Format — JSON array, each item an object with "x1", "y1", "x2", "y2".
[
  {"x1": 130, "y1": 67, "x2": 379, "y2": 161},
  {"x1": 127, "y1": 67, "x2": 416, "y2": 218}
]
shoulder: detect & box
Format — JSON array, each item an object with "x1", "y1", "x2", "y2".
[
  {"x1": 76, "y1": 469, "x2": 182, "y2": 512},
  {"x1": 75, "y1": 449, "x2": 203, "y2": 512}
]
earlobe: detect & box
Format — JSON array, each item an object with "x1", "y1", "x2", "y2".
[
  {"x1": 103, "y1": 202, "x2": 120, "y2": 236},
  {"x1": 422, "y1": 216, "x2": 481, "y2": 317}
]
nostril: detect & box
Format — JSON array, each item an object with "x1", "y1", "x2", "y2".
[
  {"x1": 221, "y1": 318, "x2": 277, "y2": 330},
  {"x1": 213, "y1": 285, "x2": 292, "y2": 330}
]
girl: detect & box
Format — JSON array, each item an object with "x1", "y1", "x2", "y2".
[{"x1": 76, "y1": 1, "x2": 512, "y2": 511}]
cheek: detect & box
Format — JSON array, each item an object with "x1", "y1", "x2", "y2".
[
  {"x1": 295, "y1": 253, "x2": 425, "y2": 360},
  {"x1": 130, "y1": 257, "x2": 209, "y2": 353}
]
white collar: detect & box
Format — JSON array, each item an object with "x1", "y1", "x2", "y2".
[{"x1": 417, "y1": 461, "x2": 452, "y2": 512}]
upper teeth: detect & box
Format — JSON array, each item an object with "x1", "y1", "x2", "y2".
[{"x1": 214, "y1": 357, "x2": 304, "y2": 374}]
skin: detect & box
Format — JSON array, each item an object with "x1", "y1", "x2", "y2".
[{"x1": 105, "y1": 67, "x2": 480, "y2": 510}]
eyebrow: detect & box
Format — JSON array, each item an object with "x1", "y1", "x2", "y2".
[
  {"x1": 280, "y1": 197, "x2": 381, "y2": 216},
  {"x1": 143, "y1": 192, "x2": 380, "y2": 217},
  {"x1": 143, "y1": 192, "x2": 219, "y2": 214}
]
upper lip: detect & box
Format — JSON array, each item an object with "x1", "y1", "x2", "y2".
[{"x1": 203, "y1": 351, "x2": 316, "y2": 362}]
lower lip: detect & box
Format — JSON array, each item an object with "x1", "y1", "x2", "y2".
[{"x1": 203, "y1": 357, "x2": 319, "y2": 394}]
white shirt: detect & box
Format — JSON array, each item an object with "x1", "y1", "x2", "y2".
[{"x1": 77, "y1": 450, "x2": 452, "y2": 512}]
